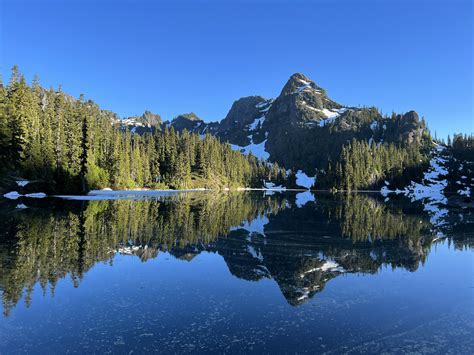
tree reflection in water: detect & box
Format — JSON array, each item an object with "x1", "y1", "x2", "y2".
[{"x1": 0, "y1": 191, "x2": 472, "y2": 315}]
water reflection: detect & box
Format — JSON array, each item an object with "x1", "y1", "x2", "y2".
[{"x1": 0, "y1": 192, "x2": 472, "y2": 315}]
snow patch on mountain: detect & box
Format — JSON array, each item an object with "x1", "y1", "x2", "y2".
[
  {"x1": 247, "y1": 245, "x2": 264, "y2": 262},
  {"x1": 317, "y1": 260, "x2": 345, "y2": 272},
  {"x1": 230, "y1": 139, "x2": 270, "y2": 160},
  {"x1": 248, "y1": 116, "x2": 266, "y2": 131},
  {"x1": 317, "y1": 108, "x2": 347, "y2": 127},
  {"x1": 299, "y1": 260, "x2": 345, "y2": 278},
  {"x1": 293, "y1": 81, "x2": 312, "y2": 94},
  {"x1": 122, "y1": 118, "x2": 146, "y2": 127}
]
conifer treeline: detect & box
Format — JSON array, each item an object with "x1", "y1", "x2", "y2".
[
  {"x1": 449, "y1": 134, "x2": 474, "y2": 162},
  {"x1": 1, "y1": 192, "x2": 455, "y2": 315},
  {"x1": 318, "y1": 138, "x2": 430, "y2": 190},
  {"x1": 0, "y1": 67, "x2": 285, "y2": 192},
  {"x1": 0, "y1": 192, "x2": 287, "y2": 315}
]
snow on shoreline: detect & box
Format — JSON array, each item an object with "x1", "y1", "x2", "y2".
[
  {"x1": 3, "y1": 191, "x2": 47, "y2": 200},
  {"x1": 16, "y1": 180, "x2": 30, "y2": 187},
  {"x1": 296, "y1": 170, "x2": 315, "y2": 189},
  {"x1": 380, "y1": 144, "x2": 451, "y2": 227},
  {"x1": 263, "y1": 182, "x2": 286, "y2": 190},
  {"x1": 56, "y1": 189, "x2": 207, "y2": 200},
  {"x1": 296, "y1": 190, "x2": 315, "y2": 207}
]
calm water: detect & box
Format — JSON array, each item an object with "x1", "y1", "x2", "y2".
[{"x1": 0, "y1": 191, "x2": 472, "y2": 354}]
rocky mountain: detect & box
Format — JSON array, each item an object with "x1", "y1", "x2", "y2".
[
  {"x1": 163, "y1": 112, "x2": 219, "y2": 136},
  {"x1": 165, "y1": 195, "x2": 435, "y2": 306},
  {"x1": 121, "y1": 72, "x2": 428, "y2": 182},
  {"x1": 122, "y1": 110, "x2": 162, "y2": 134},
  {"x1": 165, "y1": 112, "x2": 204, "y2": 132}
]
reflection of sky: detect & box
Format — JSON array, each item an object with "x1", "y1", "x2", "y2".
[{"x1": 1, "y1": 241, "x2": 472, "y2": 353}]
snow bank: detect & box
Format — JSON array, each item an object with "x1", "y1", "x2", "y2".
[
  {"x1": 263, "y1": 181, "x2": 286, "y2": 190},
  {"x1": 459, "y1": 187, "x2": 471, "y2": 197},
  {"x1": 296, "y1": 170, "x2": 315, "y2": 189},
  {"x1": 25, "y1": 193, "x2": 46, "y2": 198},
  {"x1": 3, "y1": 191, "x2": 46, "y2": 199},
  {"x1": 380, "y1": 145, "x2": 450, "y2": 227},
  {"x1": 3, "y1": 191, "x2": 22, "y2": 200},
  {"x1": 295, "y1": 190, "x2": 315, "y2": 207},
  {"x1": 16, "y1": 180, "x2": 30, "y2": 187},
  {"x1": 230, "y1": 139, "x2": 270, "y2": 160},
  {"x1": 248, "y1": 116, "x2": 266, "y2": 131},
  {"x1": 247, "y1": 245, "x2": 264, "y2": 261}
]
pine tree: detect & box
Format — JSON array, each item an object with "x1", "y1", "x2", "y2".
[
  {"x1": 80, "y1": 114, "x2": 88, "y2": 192},
  {"x1": 0, "y1": 66, "x2": 289, "y2": 192}
]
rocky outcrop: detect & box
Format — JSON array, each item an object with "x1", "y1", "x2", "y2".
[
  {"x1": 267, "y1": 72, "x2": 343, "y2": 127},
  {"x1": 169, "y1": 112, "x2": 205, "y2": 133},
  {"x1": 120, "y1": 73, "x2": 428, "y2": 175},
  {"x1": 140, "y1": 110, "x2": 162, "y2": 127},
  {"x1": 216, "y1": 96, "x2": 270, "y2": 146}
]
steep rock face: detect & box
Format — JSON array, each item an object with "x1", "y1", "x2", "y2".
[
  {"x1": 140, "y1": 110, "x2": 163, "y2": 127},
  {"x1": 164, "y1": 198, "x2": 432, "y2": 306},
  {"x1": 121, "y1": 110, "x2": 162, "y2": 134},
  {"x1": 216, "y1": 96, "x2": 270, "y2": 146},
  {"x1": 168, "y1": 112, "x2": 205, "y2": 134},
  {"x1": 260, "y1": 74, "x2": 427, "y2": 174},
  {"x1": 267, "y1": 72, "x2": 343, "y2": 127},
  {"x1": 262, "y1": 73, "x2": 352, "y2": 172},
  {"x1": 394, "y1": 111, "x2": 425, "y2": 144},
  {"x1": 120, "y1": 72, "x2": 427, "y2": 176}
]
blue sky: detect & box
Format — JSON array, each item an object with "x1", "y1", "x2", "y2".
[{"x1": 1, "y1": 0, "x2": 472, "y2": 137}]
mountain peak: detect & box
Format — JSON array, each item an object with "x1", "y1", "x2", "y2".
[
  {"x1": 174, "y1": 112, "x2": 202, "y2": 122},
  {"x1": 122, "y1": 110, "x2": 162, "y2": 128},
  {"x1": 290, "y1": 72, "x2": 312, "y2": 82},
  {"x1": 280, "y1": 73, "x2": 321, "y2": 96},
  {"x1": 140, "y1": 110, "x2": 162, "y2": 127}
]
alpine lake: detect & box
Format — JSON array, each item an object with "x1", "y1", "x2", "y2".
[{"x1": 0, "y1": 191, "x2": 472, "y2": 354}]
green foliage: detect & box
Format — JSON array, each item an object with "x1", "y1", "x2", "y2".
[
  {"x1": 318, "y1": 138, "x2": 430, "y2": 191},
  {"x1": 450, "y1": 134, "x2": 474, "y2": 161},
  {"x1": 0, "y1": 67, "x2": 285, "y2": 192},
  {"x1": 0, "y1": 192, "x2": 286, "y2": 315},
  {"x1": 85, "y1": 162, "x2": 109, "y2": 190}
]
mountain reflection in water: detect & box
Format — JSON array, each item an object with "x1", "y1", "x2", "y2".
[{"x1": 0, "y1": 191, "x2": 472, "y2": 315}]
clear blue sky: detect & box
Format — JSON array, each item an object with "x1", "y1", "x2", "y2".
[{"x1": 1, "y1": 0, "x2": 472, "y2": 137}]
